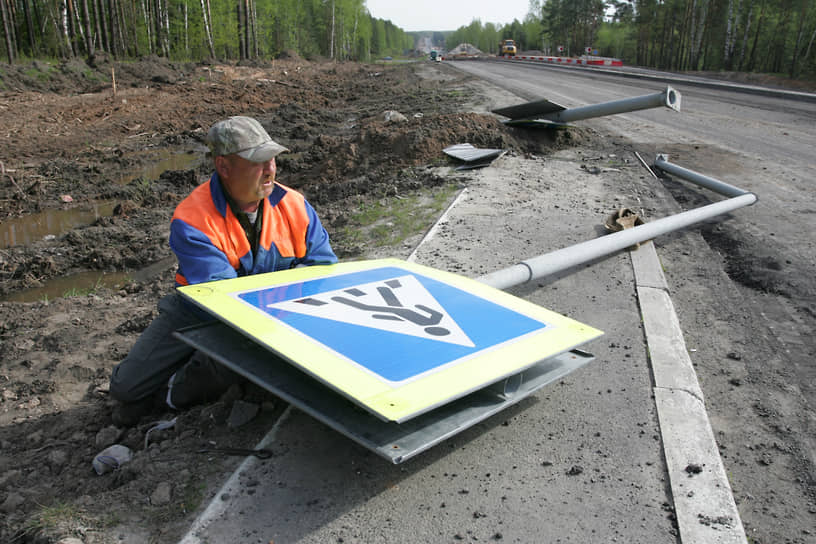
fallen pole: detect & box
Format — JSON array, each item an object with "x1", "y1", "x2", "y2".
[
  {"x1": 543, "y1": 86, "x2": 681, "y2": 124},
  {"x1": 476, "y1": 156, "x2": 757, "y2": 290},
  {"x1": 496, "y1": 87, "x2": 682, "y2": 127},
  {"x1": 653, "y1": 154, "x2": 748, "y2": 198}
]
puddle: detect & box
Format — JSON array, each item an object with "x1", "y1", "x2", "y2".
[
  {"x1": 116, "y1": 149, "x2": 201, "y2": 185},
  {"x1": 1, "y1": 148, "x2": 198, "y2": 301},
  {"x1": 2, "y1": 201, "x2": 117, "y2": 248},
  {"x1": 2, "y1": 270, "x2": 132, "y2": 303},
  {"x1": 2, "y1": 148, "x2": 203, "y2": 249},
  {"x1": 1, "y1": 256, "x2": 177, "y2": 303}
]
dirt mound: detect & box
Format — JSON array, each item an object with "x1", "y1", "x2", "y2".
[
  {"x1": 0, "y1": 56, "x2": 198, "y2": 94},
  {"x1": 275, "y1": 49, "x2": 303, "y2": 61},
  {"x1": 446, "y1": 43, "x2": 485, "y2": 56}
]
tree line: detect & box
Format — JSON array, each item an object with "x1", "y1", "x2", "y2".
[
  {"x1": 445, "y1": 0, "x2": 815, "y2": 79},
  {"x1": 0, "y1": 0, "x2": 413, "y2": 64},
  {"x1": 2, "y1": 0, "x2": 813, "y2": 79}
]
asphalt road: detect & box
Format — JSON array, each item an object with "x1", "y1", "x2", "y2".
[
  {"x1": 447, "y1": 59, "x2": 816, "y2": 543},
  {"x1": 177, "y1": 62, "x2": 816, "y2": 544},
  {"x1": 453, "y1": 58, "x2": 816, "y2": 168}
]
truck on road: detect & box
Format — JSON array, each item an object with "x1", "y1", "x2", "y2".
[{"x1": 499, "y1": 39, "x2": 517, "y2": 56}]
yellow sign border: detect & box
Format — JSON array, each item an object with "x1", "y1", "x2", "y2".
[{"x1": 178, "y1": 259, "x2": 602, "y2": 422}]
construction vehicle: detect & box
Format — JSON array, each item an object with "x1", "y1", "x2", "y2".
[{"x1": 499, "y1": 39, "x2": 517, "y2": 56}]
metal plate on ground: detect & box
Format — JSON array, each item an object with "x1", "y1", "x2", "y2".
[
  {"x1": 503, "y1": 118, "x2": 568, "y2": 128},
  {"x1": 174, "y1": 321, "x2": 596, "y2": 464},
  {"x1": 177, "y1": 259, "x2": 602, "y2": 422},
  {"x1": 442, "y1": 143, "x2": 505, "y2": 163},
  {"x1": 492, "y1": 98, "x2": 566, "y2": 120}
]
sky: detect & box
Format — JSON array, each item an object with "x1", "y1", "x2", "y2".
[{"x1": 365, "y1": 0, "x2": 534, "y2": 32}]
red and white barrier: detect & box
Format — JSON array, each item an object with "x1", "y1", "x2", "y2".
[{"x1": 496, "y1": 54, "x2": 623, "y2": 67}]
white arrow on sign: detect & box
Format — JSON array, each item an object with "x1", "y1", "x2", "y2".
[{"x1": 268, "y1": 275, "x2": 475, "y2": 347}]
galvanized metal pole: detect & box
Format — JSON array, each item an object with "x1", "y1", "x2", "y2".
[
  {"x1": 544, "y1": 86, "x2": 681, "y2": 123},
  {"x1": 653, "y1": 154, "x2": 748, "y2": 198},
  {"x1": 476, "y1": 156, "x2": 757, "y2": 290},
  {"x1": 476, "y1": 194, "x2": 756, "y2": 290}
]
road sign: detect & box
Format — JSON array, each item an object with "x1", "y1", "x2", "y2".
[{"x1": 177, "y1": 259, "x2": 602, "y2": 422}]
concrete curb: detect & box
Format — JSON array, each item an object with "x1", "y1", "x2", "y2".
[
  {"x1": 177, "y1": 406, "x2": 294, "y2": 544},
  {"x1": 407, "y1": 187, "x2": 469, "y2": 263},
  {"x1": 632, "y1": 241, "x2": 748, "y2": 544}
]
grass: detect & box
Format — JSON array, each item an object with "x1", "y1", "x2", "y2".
[
  {"x1": 82, "y1": 68, "x2": 106, "y2": 82},
  {"x1": 24, "y1": 499, "x2": 120, "y2": 541},
  {"x1": 180, "y1": 480, "x2": 207, "y2": 515},
  {"x1": 340, "y1": 182, "x2": 460, "y2": 250},
  {"x1": 23, "y1": 66, "x2": 53, "y2": 82},
  {"x1": 61, "y1": 59, "x2": 108, "y2": 82},
  {"x1": 24, "y1": 502, "x2": 86, "y2": 539},
  {"x1": 131, "y1": 176, "x2": 156, "y2": 202},
  {"x1": 62, "y1": 286, "x2": 94, "y2": 298},
  {"x1": 605, "y1": 157, "x2": 629, "y2": 168},
  {"x1": 62, "y1": 276, "x2": 105, "y2": 298}
]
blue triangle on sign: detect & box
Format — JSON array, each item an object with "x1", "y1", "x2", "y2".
[{"x1": 237, "y1": 266, "x2": 550, "y2": 383}]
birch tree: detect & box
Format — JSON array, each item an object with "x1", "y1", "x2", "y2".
[
  {"x1": 199, "y1": 0, "x2": 213, "y2": 56},
  {"x1": 724, "y1": 0, "x2": 741, "y2": 69},
  {"x1": 1, "y1": 0, "x2": 15, "y2": 62}
]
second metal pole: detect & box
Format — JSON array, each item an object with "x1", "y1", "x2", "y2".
[{"x1": 476, "y1": 156, "x2": 757, "y2": 290}]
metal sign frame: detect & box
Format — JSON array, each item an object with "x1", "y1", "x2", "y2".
[{"x1": 174, "y1": 321, "x2": 595, "y2": 464}]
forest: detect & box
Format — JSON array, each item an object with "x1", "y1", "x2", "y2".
[
  {"x1": 0, "y1": 0, "x2": 413, "y2": 64},
  {"x1": 0, "y1": 0, "x2": 814, "y2": 80},
  {"x1": 446, "y1": 0, "x2": 815, "y2": 79}
]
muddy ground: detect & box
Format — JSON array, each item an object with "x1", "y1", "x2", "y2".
[{"x1": 0, "y1": 56, "x2": 589, "y2": 543}]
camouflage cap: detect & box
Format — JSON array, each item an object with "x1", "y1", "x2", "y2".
[{"x1": 206, "y1": 116, "x2": 289, "y2": 162}]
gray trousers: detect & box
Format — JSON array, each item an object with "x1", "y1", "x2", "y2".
[{"x1": 109, "y1": 293, "x2": 241, "y2": 407}]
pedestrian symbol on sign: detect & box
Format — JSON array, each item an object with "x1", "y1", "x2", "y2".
[{"x1": 269, "y1": 275, "x2": 475, "y2": 347}]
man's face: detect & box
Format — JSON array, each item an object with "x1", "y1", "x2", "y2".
[{"x1": 216, "y1": 155, "x2": 277, "y2": 211}]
